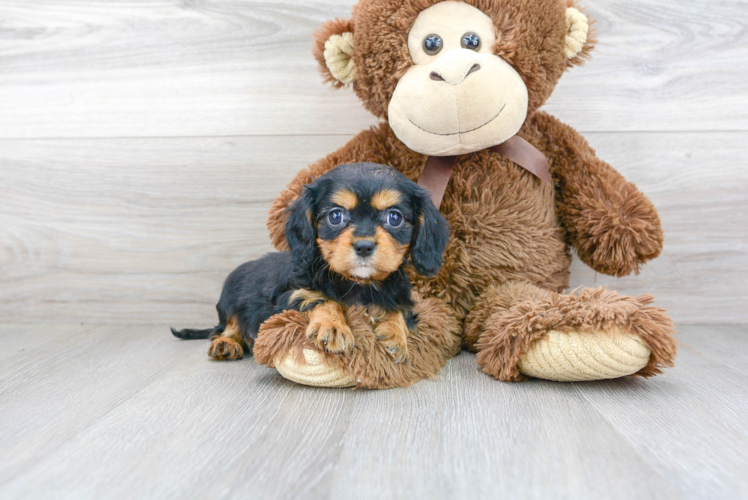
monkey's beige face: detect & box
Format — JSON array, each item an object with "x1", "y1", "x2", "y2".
[{"x1": 388, "y1": 1, "x2": 529, "y2": 156}]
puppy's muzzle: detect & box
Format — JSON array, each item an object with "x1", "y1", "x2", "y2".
[{"x1": 353, "y1": 240, "x2": 375, "y2": 258}]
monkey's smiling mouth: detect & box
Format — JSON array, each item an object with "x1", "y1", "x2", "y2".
[{"x1": 408, "y1": 103, "x2": 506, "y2": 136}]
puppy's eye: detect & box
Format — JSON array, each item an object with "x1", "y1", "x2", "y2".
[
  {"x1": 461, "y1": 32, "x2": 481, "y2": 51},
  {"x1": 328, "y1": 209, "x2": 345, "y2": 226},
  {"x1": 386, "y1": 210, "x2": 403, "y2": 228},
  {"x1": 423, "y1": 34, "x2": 443, "y2": 56}
]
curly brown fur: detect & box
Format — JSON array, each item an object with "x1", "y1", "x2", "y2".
[
  {"x1": 529, "y1": 113, "x2": 663, "y2": 277},
  {"x1": 254, "y1": 293, "x2": 462, "y2": 389}
]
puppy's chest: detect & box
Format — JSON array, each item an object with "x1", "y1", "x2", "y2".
[
  {"x1": 329, "y1": 283, "x2": 380, "y2": 306},
  {"x1": 317, "y1": 278, "x2": 410, "y2": 312}
]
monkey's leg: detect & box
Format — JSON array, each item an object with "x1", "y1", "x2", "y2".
[{"x1": 465, "y1": 281, "x2": 677, "y2": 382}]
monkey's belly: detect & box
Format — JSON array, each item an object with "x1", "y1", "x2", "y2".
[{"x1": 415, "y1": 164, "x2": 570, "y2": 319}]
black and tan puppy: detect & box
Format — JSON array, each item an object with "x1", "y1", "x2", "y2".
[{"x1": 171, "y1": 162, "x2": 449, "y2": 363}]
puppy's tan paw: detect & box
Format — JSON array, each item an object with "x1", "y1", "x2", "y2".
[
  {"x1": 377, "y1": 336, "x2": 408, "y2": 364},
  {"x1": 306, "y1": 318, "x2": 355, "y2": 355},
  {"x1": 373, "y1": 312, "x2": 409, "y2": 364},
  {"x1": 208, "y1": 337, "x2": 244, "y2": 360},
  {"x1": 375, "y1": 325, "x2": 408, "y2": 363}
]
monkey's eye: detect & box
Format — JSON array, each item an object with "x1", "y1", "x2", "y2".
[
  {"x1": 461, "y1": 32, "x2": 481, "y2": 51},
  {"x1": 423, "y1": 34, "x2": 443, "y2": 56},
  {"x1": 328, "y1": 209, "x2": 346, "y2": 226},
  {"x1": 386, "y1": 210, "x2": 403, "y2": 228}
]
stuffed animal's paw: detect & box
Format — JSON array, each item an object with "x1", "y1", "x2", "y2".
[{"x1": 573, "y1": 184, "x2": 663, "y2": 277}]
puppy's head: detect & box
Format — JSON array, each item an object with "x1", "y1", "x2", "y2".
[{"x1": 285, "y1": 162, "x2": 450, "y2": 281}]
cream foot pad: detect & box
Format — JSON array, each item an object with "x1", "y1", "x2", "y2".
[
  {"x1": 275, "y1": 348, "x2": 356, "y2": 388},
  {"x1": 518, "y1": 328, "x2": 651, "y2": 382}
]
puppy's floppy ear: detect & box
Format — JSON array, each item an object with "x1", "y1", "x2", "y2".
[
  {"x1": 411, "y1": 188, "x2": 450, "y2": 277},
  {"x1": 285, "y1": 186, "x2": 317, "y2": 271}
]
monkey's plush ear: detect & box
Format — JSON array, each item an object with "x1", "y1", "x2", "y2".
[
  {"x1": 564, "y1": 3, "x2": 595, "y2": 66},
  {"x1": 285, "y1": 187, "x2": 318, "y2": 273},
  {"x1": 313, "y1": 18, "x2": 356, "y2": 87},
  {"x1": 411, "y1": 189, "x2": 450, "y2": 278}
]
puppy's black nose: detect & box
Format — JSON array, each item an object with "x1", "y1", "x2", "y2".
[{"x1": 353, "y1": 240, "x2": 375, "y2": 257}]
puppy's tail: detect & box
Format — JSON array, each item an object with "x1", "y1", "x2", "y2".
[{"x1": 171, "y1": 326, "x2": 219, "y2": 340}]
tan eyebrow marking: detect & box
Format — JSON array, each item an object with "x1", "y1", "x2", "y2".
[
  {"x1": 331, "y1": 189, "x2": 358, "y2": 210},
  {"x1": 371, "y1": 189, "x2": 402, "y2": 211}
]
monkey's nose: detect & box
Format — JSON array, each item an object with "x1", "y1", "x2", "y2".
[
  {"x1": 465, "y1": 63, "x2": 481, "y2": 78},
  {"x1": 353, "y1": 240, "x2": 375, "y2": 257},
  {"x1": 430, "y1": 64, "x2": 481, "y2": 85}
]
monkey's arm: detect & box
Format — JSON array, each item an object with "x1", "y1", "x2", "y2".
[
  {"x1": 267, "y1": 126, "x2": 390, "y2": 250},
  {"x1": 531, "y1": 112, "x2": 663, "y2": 277}
]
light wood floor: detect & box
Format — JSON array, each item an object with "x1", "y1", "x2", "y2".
[{"x1": 0, "y1": 323, "x2": 745, "y2": 499}]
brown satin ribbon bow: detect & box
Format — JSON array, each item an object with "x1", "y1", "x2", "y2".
[{"x1": 417, "y1": 135, "x2": 551, "y2": 209}]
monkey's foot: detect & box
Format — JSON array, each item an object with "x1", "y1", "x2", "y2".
[
  {"x1": 517, "y1": 328, "x2": 651, "y2": 382},
  {"x1": 470, "y1": 286, "x2": 677, "y2": 382},
  {"x1": 276, "y1": 348, "x2": 356, "y2": 388}
]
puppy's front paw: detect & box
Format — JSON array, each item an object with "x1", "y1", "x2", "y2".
[
  {"x1": 305, "y1": 301, "x2": 355, "y2": 355},
  {"x1": 208, "y1": 337, "x2": 244, "y2": 360},
  {"x1": 372, "y1": 311, "x2": 409, "y2": 363},
  {"x1": 377, "y1": 336, "x2": 408, "y2": 364},
  {"x1": 306, "y1": 317, "x2": 355, "y2": 355},
  {"x1": 374, "y1": 320, "x2": 408, "y2": 364}
]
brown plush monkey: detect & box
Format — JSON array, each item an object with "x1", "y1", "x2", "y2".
[{"x1": 253, "y1": 0, "x2": 678, "y2": 388}]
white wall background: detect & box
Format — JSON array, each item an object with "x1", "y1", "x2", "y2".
[{"x1": 0, "y1": 0, "x2": 746, "y2": 325}]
